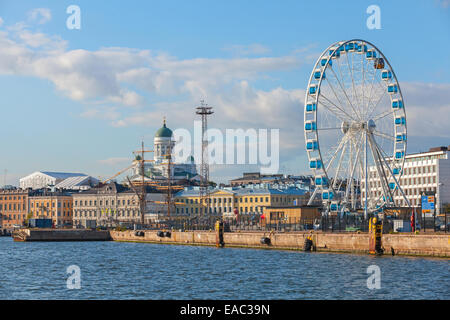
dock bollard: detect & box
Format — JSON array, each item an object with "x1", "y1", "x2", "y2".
[
  {"x1": 303, "y1": 235, "x2": 313, "y2": 252},
  {"x1": 215, "y1": 220, "x2": 225, "y2": 247}
]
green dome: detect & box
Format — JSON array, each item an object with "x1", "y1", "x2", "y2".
[{"x1": 155, "y1": 120, "x2": 173, "y2": 138}]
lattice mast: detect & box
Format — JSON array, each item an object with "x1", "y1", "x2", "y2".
[{"x1": 196, "y1": 100, "x2": 213, "y2": 216}]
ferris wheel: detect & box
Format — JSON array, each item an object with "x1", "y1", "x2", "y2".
[{"x1": 304, "y1": 39, "x2": 409, "y2": 216}]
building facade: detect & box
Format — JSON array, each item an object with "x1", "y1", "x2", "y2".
[
  {"x1": 0, "y1": 189, "x2": 30, "y2": 229},
  {"x1": 73, "y1": 182, "x2": 139, "y2": 226},
  {"x1": 29, "y1": 192, "x2": 73, "y2": 226},
  {"x1": 72, "y1": 182, "x2": 174, "y2": 226},
  {"x1": 263, "y1": 206, "x2": 321, "y2": 224},
  {"x1": 362, "y1": 146, "x2": 450, "y2": 214},
  {"x1": 174, "y1": 186, "x2": 309, "y2": 218}
]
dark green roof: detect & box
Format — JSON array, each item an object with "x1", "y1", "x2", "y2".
[{"x1": 155, "y1": 121, "x2": 173, "y2": 138}]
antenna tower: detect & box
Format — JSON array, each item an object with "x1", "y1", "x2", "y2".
[{"x1": 196, "y1": 100, "x2": 213, "y2": 217}]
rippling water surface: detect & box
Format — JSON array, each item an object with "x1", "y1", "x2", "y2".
[{"x1": 0, "y1": 237, "x2": 448, "y2": 299}]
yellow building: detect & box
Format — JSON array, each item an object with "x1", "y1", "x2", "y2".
[
  {"x1": 174, "y1": 186, "x2": 309, "y2": 218},
  {"x1": 263, "y1": 206, "x2": 321, "y2": 225},
  {"x1": 29, "y1": 193, "x2": 73, "y2": 226}
]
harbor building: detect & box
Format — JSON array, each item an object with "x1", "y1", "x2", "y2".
[
  {"x1": 129, "y1": 120, "x2": 199, "y2": 183},
  {"x1": 29, "y1": 192, "x2": 73, "y2": 227},
  {"x1": 361, "y1": 146, "x2": 450, "y2": 214},
  {"x1": 174, "y1": 186, "x2": 309, "y2": 218},
  {"x1": 0, "y1": 189, "x2": 30, "y2": 229},
  {"x1": 72, "y1": 182, "x2": 175, "y2": 227},
  {"x1": 262, "y1": 206, "x2": 321, "y2": 225},
  {"x1": 20, "y1": 171, "x2": 99, "y2": 190}
]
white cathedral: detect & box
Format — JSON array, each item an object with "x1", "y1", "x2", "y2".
[{"x1": 131, "y1": 119, "x2": 198, "y2": 182}]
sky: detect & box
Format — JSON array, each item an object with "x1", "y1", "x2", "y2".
[{"x1": 0, "y1": 0, "x2": 449, "y2": 185}]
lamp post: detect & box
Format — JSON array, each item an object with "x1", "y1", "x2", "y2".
[{"x1": 439, "y1": 182, "x2": 445, "y2": 233}]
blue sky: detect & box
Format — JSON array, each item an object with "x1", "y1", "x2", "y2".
[{"x1": 0, "y1": 0, "x2": 449, "y2": 184}]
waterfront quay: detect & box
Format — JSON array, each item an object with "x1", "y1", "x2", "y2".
[{"x1": 12, "y1": 228, "x2": 450, "y2": 258}]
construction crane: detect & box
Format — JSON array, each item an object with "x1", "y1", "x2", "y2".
[{"x1": 101, "y1": 164, "x2": 135, "y2": 184}]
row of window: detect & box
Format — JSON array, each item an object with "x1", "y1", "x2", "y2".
[
  {"x1": 367, "y1": 175, "x2": 437, "y2": 190},
  {"x1": 0, "y1": 203, "x2": 26, "y2": 211},
  {"x1": 0, "y1": 196, "x2": 24, "y2": 200},
  {"x1": 369, "y1": 165, "x2": 436, "y2": 178},
  {"x1": 401, "y1": 165, "x2": 436, "y2": 175},
  {"x1": 30, "y1": 201, "x2": 71, "y2": 208},
  {"x1": 30, "y1": 210, "x2": 71, "y2": 217},
  {"x1": 176, "y1": 206, "x2": 263, "y2": 214},
  {"x1": 178, "y1": 196, "x2": 299, "y2": 205},
  {"x1": 361, "y1": 187, "x2": 436, "y2": 200},
  {"x1": 407, "y1": 154, "x2": 446, "y2": 162},
  {"x1": 74, "y1": 210, "x2": 138, "y2": 218},
  {"x1": 74, "y1": 199, "x2": 135, "y2": 207},
  {"x1": 0, "y1": 213, "x2": 25, "y2": 221}
]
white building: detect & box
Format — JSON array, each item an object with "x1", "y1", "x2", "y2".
[
  {"x1": 20, "y1": 171, "x2": 98, "y2": 190},
  {"x1": 131, "y1": 119, "x2": 198, "y2": 181},
  {"x1": 362, "y1": 146, "x2": 450, "y2": 214}
]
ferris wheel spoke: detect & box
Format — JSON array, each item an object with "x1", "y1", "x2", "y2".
[
  {"x1": 367, "y1": 134, "x2": 389, "y2": 204},
  {"x1": 323, "y1": 78, "x2": 349, "y2": 117},
  {"x1": 324, "y1": 134, "x2": 348, "y2": 172},
  {"x1": 375, "y1": 141, "x2": 403, "y2": 174},
  {"x1": 364, "y1": 66, "x2": 379, "y2": 117},
  {"x1": 348, "y1": 132, "x2": 364, "y2": 208},
  {"x1": 361, "y1": 51, "x2": 366, "y2": 120},
  {"x1": 373, "y1": 130, "x2": 395, "y2": 141},
  {"x1": 372, "y1": 109, "x2": 395, "y2": 122},
  {"x1": 317, "y1": 127, "x2": 341, "y2": 131},
  {"x1": 331, "y1": 141, "x2": 348, "y2": 190},
  {"x1": 370, "y1": 135, "x2": 411, "y2": 207},
  {"x1": 366, "y1": 89, "x2": 388, "y2": 120},
  {"x1": 318, "y1": 94, "x2": 354, "y2": 121},
  {"x1": 347, "y1": 52, "x2": 361, "y2": 116},
  {"x1": 366, "y1": 83, "x2": 388, "y2": 117},
  {"x1": 328, "y1": 64, "x2": 361, "y2": 121}
]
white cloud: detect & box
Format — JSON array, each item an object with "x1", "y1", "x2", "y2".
[
  {"x1": 0, "y1": 20, "x2": 305, "y2": 114},
  {"x1": 0, "y1": 17, "x2": 4, "y2": 27},
  {"x1": 28, "y1": 8, "x2": 52, "y2": 25},
  {"x1": 401, "y1": 82, "x2": 450, "y2": 138}
]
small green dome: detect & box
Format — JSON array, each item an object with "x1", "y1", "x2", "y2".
[{"x1": 155, "y1": 120, "x2": 173, "y2": 138}]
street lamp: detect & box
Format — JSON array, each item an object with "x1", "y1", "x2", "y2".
[{"x1": 439, "y1": 182, "x2": 446, "y2": 233}]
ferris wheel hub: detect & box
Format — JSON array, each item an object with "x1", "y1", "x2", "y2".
[{"x1": 341, "y1": 120, "x2": 374, "y2": 134}]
